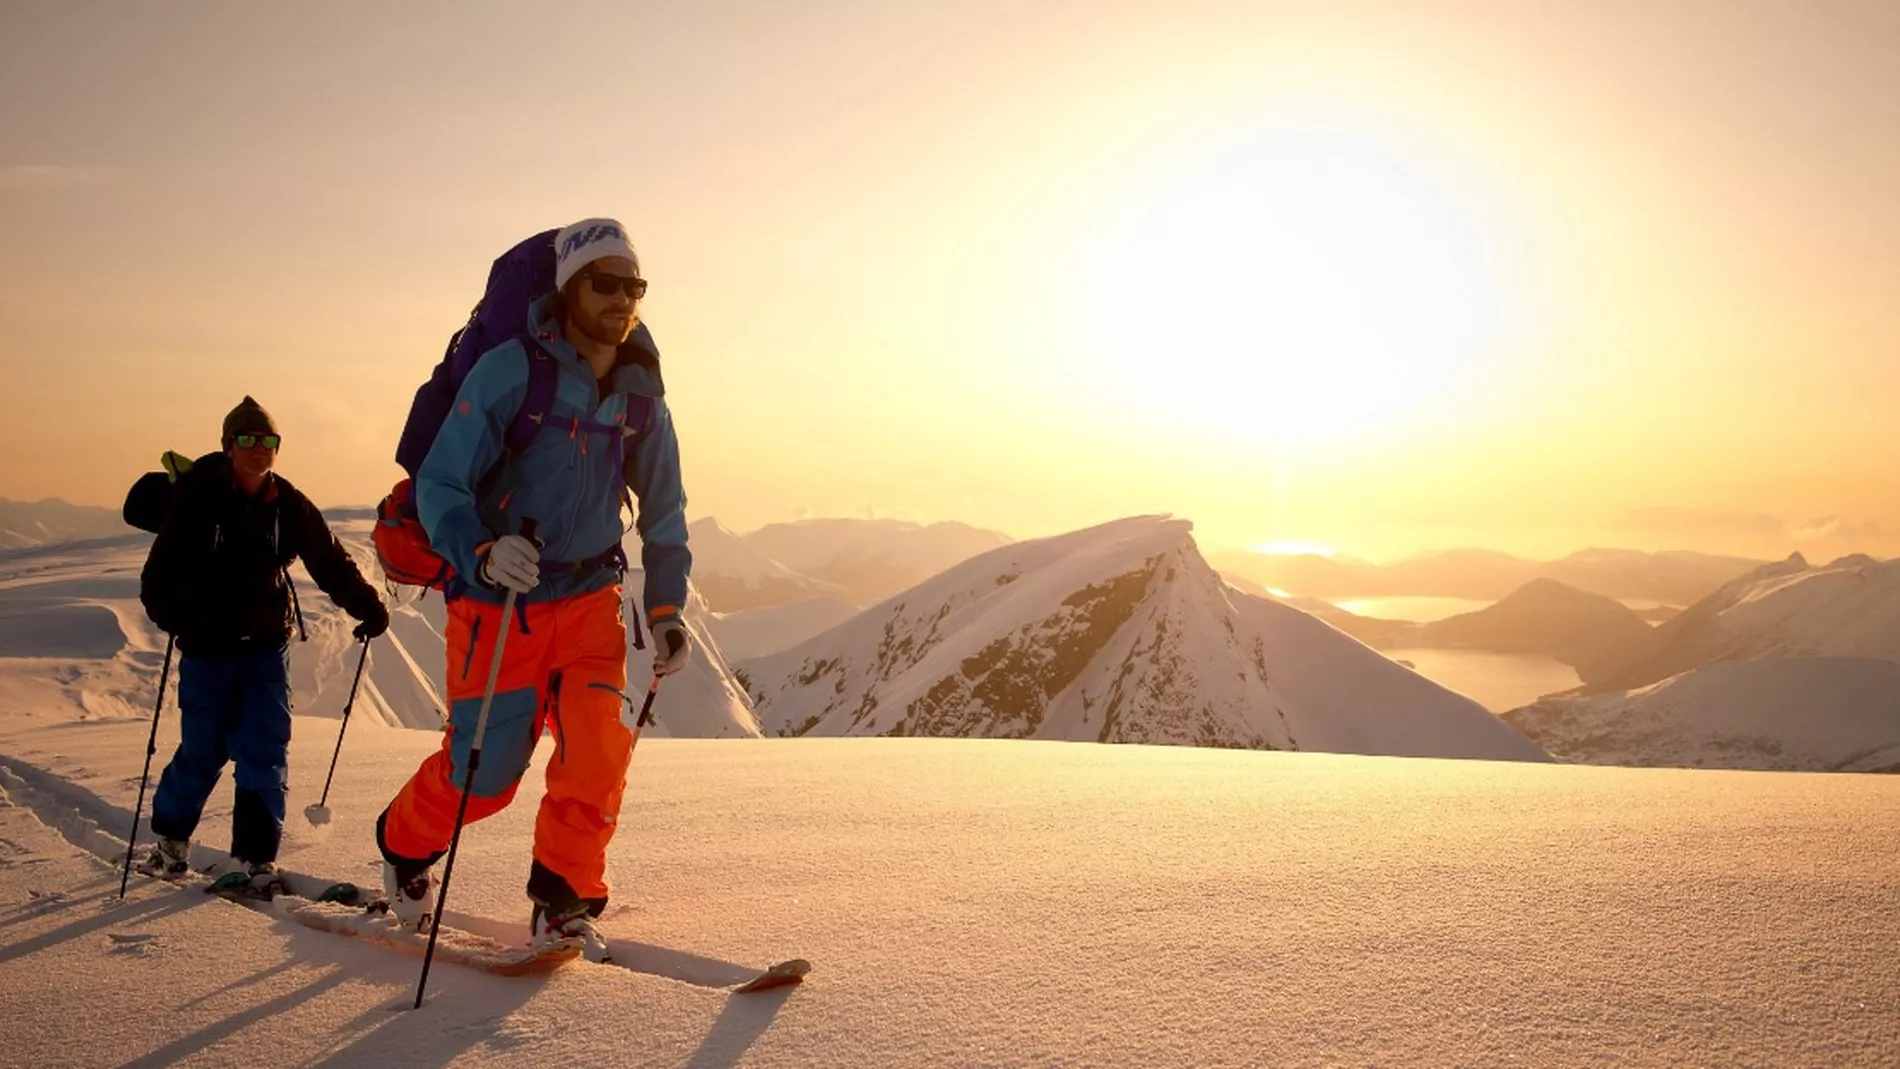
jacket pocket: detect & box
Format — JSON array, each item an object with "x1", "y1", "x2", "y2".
[{"x1": 547, "y1": 670, "x2": 567, "y2": 764}]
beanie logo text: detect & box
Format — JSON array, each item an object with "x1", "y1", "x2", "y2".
[{"x1": 559, "y1": 224, "x2": 627, "y2": 260}]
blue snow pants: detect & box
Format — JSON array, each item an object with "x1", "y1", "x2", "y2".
[{"x1": 149, "y1": 644, "x2": 293, "y2": 865}]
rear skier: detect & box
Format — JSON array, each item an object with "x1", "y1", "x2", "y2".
[{"x1": 136, "y1": 396, "x2": 388, "y2": 885}]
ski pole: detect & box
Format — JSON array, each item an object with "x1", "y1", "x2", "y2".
[
  {"x1": 305, "y1": 634, "x2": 371, "y2": 826},
  {"x1": 415, "y1": 517, "x2": 536, "y2": 1009},
  {"x1": 590, "y1": 674, "x2": 661, "y2": 747},
  {"x1": 121, "y1": 634, "x2": 176, "y2": 898}
]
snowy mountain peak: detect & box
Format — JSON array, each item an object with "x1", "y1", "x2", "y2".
[
  {"x1": 740, "y1": 516, "x2": 1547, "y2": 761},
  {"x1": 688, "y1": 516, "x2": 743, "y2": 541}
]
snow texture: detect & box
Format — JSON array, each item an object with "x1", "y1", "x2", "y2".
[{"x1": 0, "y1": 694, "x2": 1897, "y2": 1066}]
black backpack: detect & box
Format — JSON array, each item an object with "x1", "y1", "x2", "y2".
[
  {"x1": 122, "y1": 450, "x2": 308, "y2": 640},
  {"x1": 122, "y1": 451, "x2": 197, "y2": 533}
]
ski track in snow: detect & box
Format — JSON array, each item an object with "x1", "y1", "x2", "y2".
[{"x1": 2, "y1": 710, "x2": 1898, "y2": 1068}]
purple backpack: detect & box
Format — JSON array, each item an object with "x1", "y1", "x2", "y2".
[{"x1": 394, "y1": 229, "x2": 656, "y2": 481}]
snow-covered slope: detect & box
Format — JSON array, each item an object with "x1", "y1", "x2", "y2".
[
  {"x1": 740, "y1": 516, "x2": 1548, "y2": 761},
  {"x1": 1584, "y1": 553, "x2": 1900, "y2": 693},
  {"x1": 1506, "y1": 656, "x2": 1900, "y2": 772},
  {"x1": 706, "y1": 596, "x2": 863, "y2": 662},
  {"x1": 616, "y1": 564, "x2": 761, "y2": 739}
]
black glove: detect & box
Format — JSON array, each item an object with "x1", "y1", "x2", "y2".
[
  {"x1": 353, "y1": 603, "x2": 390, "y2": 641},
  {"x1": 146, "y1": 602, "x2": 186, "y2": 637}
]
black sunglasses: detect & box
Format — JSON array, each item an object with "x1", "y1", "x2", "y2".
[
  {"x1": 581, "y1": 271, "x2": 647, "y2": 300},
  {"x1": 233, "y1": 434, "x2": 280, "y2": 450}
]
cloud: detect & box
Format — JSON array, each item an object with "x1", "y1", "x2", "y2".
[
  {"x1": 1791, "y1": 516, "x2": 1883, "y2": 543},
  {"x1": 1612, "y1": 507, "x2": 1895, "y2": 558},
  {"x1": 1611, "y1": 507, "x2": 1786, "y2": 545},
  {"x1": 0, "y1": 165, "x2": 107, "y2": 192}
]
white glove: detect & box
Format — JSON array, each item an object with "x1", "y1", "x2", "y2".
[
  {"x1": 652, "y1": 619, "x2": 691, "y2": 676},
  {"x1": 480, "y1": 535, "x2": 540, "y2": 594}
]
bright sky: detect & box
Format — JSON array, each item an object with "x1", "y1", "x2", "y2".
[{"x1": 2, "y1": 0, "x2": 1896, "y2": 562}]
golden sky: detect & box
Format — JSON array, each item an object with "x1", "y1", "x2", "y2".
[{"x1": 2, "y1": 1, "x2": 1895, "y2": 563}]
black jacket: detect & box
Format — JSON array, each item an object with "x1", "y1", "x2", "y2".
[{"x1": 140, "y1": 454, "x2": 383, "y2": 656}]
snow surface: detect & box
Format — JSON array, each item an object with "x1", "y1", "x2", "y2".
[
  {"x1": 1, "y1": 676, "x2": 1897, "y2": 1066},
  {"x1": 1507, "y1": 656, "x2": 1900, "y2": 772}
]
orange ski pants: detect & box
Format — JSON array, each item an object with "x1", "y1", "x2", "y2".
[{"x1": 381, "y1": 584, "x2": 632, "y2": 900}]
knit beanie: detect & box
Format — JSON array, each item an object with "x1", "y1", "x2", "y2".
[
  {"x1": 554, "y1": 218, "x2": 639, "y2": 291},
  {"x1": 221, "y1": 396, "x2": 279, "y2": 443}
]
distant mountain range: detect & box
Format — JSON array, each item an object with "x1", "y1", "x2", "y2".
[
  {"x1": 1209, "y1": 545, "x2": 1771, "y2": 604},
  {"x1": 0, "y1": 498, "x2": 130, "y2": 549},
  {"x1": 13, "y1": 498, "x2": 1899, "y2": 770},
  {"x1": 706, "y1": 596, "x2": 863, "y2": 662},
  {"x1": 1314, "y1": 579, "x2": 1659, "y2": 686},
  {"x1": 688, "y1": 516, "x2": 1011, "y2": 610}
]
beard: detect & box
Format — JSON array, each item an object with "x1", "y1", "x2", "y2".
[{"x1": 573, "y1": 309, "x2": 636, "y2": 347}]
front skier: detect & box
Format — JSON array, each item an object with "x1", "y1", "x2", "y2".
[{"x1": 373, "y1": 218, "x2": 693, "y2": 960}]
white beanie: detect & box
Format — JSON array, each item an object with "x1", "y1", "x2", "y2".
[{"x1": 554, "y1": 217, "x2": 640, "y2": 291}]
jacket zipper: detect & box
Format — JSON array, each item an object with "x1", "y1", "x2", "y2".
[{"x1": 559, "y1": 381, "x2": 600, "y2": 560}]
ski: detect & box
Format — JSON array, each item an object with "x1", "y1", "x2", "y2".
[
  {"x1": 141, "y1": 865, "x2": 804, "y2": 987},
  {"x1": 197, "y1": 869, "x2": 580, "y2": 977},
  {"x1": 203, "y1": 869, "x2": 370, "y2": 906},
  {"x1": 730, "y1": 958, "x2": 812, "y2": 993}
]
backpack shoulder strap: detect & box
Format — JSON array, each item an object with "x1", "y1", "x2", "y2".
[
  {"x1": 503, "y1": 334, "x2": 561, "y2": 455},
  {"x1": 623, "y1": 393, "x2": 655, "y2": 439},
  {"x1": 473, "y1": 335, "x2": 559, "y2": 499}
]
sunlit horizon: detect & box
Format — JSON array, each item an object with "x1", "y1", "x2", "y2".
[{"x1": 3, "y1": 1, "x2": 1896, "y2": 568}]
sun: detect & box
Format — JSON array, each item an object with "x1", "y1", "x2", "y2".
[{"x1": 1060, "y1": 120, "x2": 1519, "y2": 447}]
